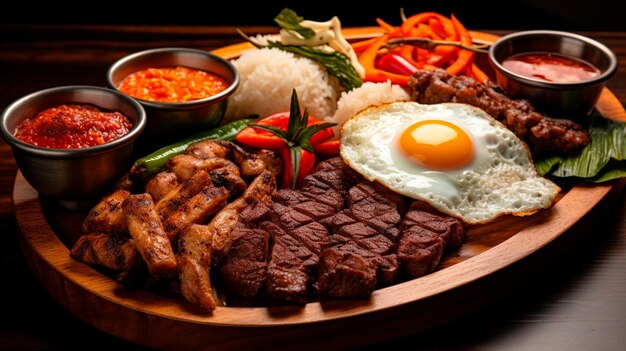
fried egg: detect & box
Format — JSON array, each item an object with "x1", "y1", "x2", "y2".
[{"x1": 340, "y1": 101, "x2": 560, "y2": 224}]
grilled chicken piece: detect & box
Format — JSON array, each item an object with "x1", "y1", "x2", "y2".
[
  {"x1": 70, "y1": 232, "x2": 138, "y2": 271},
  {"x1": 248, "y1": 148, "x2": 282, "y2": 179},
  {"x1": 145, "y1": 171, "x2": 179, "y2": 202},
  {"x1": 168, "y1": 154, "x2": 248, "y2": 198},
  {"x1": 123, "y1": 194, "x2": 178, "y2": 277},
  {"x1": 210, "y1": 170, "x2": 276, "y2": 264},
  {"x1": 186, "y1": 140, "x2": 266, "y2": 178},
  {"x1": 207, "y1": 162, "x2": 247, "y2": 199},
  {"x1": 155, "y1": 170, "x2": 211, "y2": 219},
  {"x1": 114, "y1": 173, "x2": 135, "y2": 192},
  {"x1": 168, "y1": 155, "x2": 231, "y2": 182},
  {"x1": 186, "y1": 139, "x2": 229, "y2": 159},
  {"x1": 229, "y1": 143, "x2": 266, "y2": 178},
  {"x1": 178, "y1": 224, "x2": 216, "y2": 311},
  {"x1": 82, "y1": 189, "x2": 130, "y2": 235},
  {"x1": 163, "y1": 186, "x2": 230, "y2": 243}
]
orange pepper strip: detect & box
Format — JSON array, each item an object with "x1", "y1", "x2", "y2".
[
  {"x1": 445, "y1": 14, "x2": 474, "y2": 76},
  {"x1": 471, "y1": 63, "x2": 489, "y2": 83},
  {"x1": 397, "y1": 27, "x2": 424, "y2": 68},
  {"x1": 351, "y1": 37, "x2": 379, "y2": 53},
  {"x1": 401, "y1": 12, "x2": 449, "y2": 35},
  {"x1": 359, "y1": 33, "x2": 410, "y2": 85},
  {"x1": 376, "y1": 18, "x2": 397, "y2": 32},
  {"x1": 428, "y1": 18, "x2": 449, "y2": 38}
]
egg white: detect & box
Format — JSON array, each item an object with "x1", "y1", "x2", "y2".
[{"x1": 340, "y1": 101, "x2": 560, "y2": 224}]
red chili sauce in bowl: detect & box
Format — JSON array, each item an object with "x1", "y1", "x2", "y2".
[
  {"x1": 14, "y1": 104, "x2": 133, "y2": 149},
  {"x1": 117, "y1": 66, "x2": 229, "y2": 103},
  {"x1": 502, "y1": 52, "x2": 601, "y2": 83}
]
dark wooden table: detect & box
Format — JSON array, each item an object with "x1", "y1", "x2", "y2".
[{"x1": 1, "y1": 26, "x2": 625, "y2": 350}]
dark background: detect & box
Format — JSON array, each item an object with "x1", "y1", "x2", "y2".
[{"x1": 4, "y1": 0, "x2": 624, "y2": 31}]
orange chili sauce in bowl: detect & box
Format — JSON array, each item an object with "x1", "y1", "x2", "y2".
[{"x1": 117, "y1": 66, "x2": 229, "y2": 103}]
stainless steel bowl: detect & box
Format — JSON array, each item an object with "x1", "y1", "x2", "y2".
[
  {"x1": 489, "y1": 30, "x2": 617, "y2": 119},
  {"x1": 106, "y1": 47, "x2": 239, "y2": 152},
  {"x1": 0, "y1": 86, "x2": 146, "y2": 208}
]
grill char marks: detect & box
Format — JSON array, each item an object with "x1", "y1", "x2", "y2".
[
  {"x1": 398, "y1": 201, "x2": 466, "y2": 278},
  {"x1": 301, "y1": 156, "x2": 362, "y2": 197},
  {"x1": 262, "y1": 157, "x2": 361, "y2": 304},
  {"x1": 317, "y1": 181, "x2": 406, "y2": 298}
]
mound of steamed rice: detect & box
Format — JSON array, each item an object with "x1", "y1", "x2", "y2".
[
  {"x1": 224, "y1": 48, "x2": 341, "y2": 122},
  {"x1": 327, "y1": 81, "x2": 410, "y2": 139},
  {"x1": 224, "y1": 47, "x2": 411, "y2": 134}
]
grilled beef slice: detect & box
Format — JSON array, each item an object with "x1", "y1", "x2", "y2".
[
  {"x1": 262, "y1": 205, "x2": 330, "y2": 304},
  {"x1": 300, "y1": 156, "x2": 362, "y2": 197},
  {"x1": 408, "y1": 68, "x2": 589, "y2": 155},
  {"x1": 317, "y1": 181, "x2": 406, "y2": 298},
  {"x1": 397, "y1": 201, "x2": 465, "y2": 278},
  {"x1": 220, "y1": 228, "x2": 270, "y2": 300},
  {"x1": 261, "y1": 157, "x2": 360, "y2": 304}
]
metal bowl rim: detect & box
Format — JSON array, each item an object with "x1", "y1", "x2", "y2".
[
  {"x1": 105, "y1": 47, "x2": 240, "y2": 109},
  {"x1": 0, "y1": 85, "x2": 146, "y2": 158},
  {"x1": 488, "y1": 30, "x2": 618, "y2": 88}
]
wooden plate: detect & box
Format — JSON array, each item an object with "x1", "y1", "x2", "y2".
[{"x1": 12, "y1": 29, "x2": 626, "y2": 350}]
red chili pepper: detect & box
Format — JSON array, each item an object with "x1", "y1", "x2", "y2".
[
  {"x1": 378, "y1": 54, "x2": 419, "y2": 76},
  {"x1": 280, "y1": 147, "x2": 315, "y2": 189},
  {"x1": 235, "y1": 111, "x2": 334, "y2": 151},
  {"x1": 313, "y1": 139, "x2": 340, "y2": 155}
]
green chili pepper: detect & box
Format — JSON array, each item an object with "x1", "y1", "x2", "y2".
[{"x1": 131, "y1": 119, "x2": 255, "y2": 180}]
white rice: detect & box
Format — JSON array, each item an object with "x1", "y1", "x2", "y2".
[
  {"x1": 327, "y1": 81, "x2": 410, "y2": 139},
  {"x1": 224, "y1": 48, "x2": 341, "y2": 123}
]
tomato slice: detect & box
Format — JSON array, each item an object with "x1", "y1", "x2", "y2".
[{"x1": 235, "y1": 111, "x2": 334, "y2": 151}]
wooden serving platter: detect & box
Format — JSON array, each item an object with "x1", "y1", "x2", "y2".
[{"x1": 11, "y1": 30, "x2": 626, "y2": 350}]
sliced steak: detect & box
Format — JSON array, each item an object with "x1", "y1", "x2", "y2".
[
  {"x1": 397, "y1": 201, "x2": 466, "y2": 278},
  {"x1": 272, "y1": 188, "x2": 344, "y2": 228},
  {"x1": 301, "y1": 156, "x2": 362, "y2": 197},
  {"x1": 220, "y1": 228, "x2": 270, "y2": 300},
  {"x1": 262, "y1": 205, "x2": 330, "y2": 305},
  {"x1": 260, "y1": 157, "x2": 358, "y2": 304},
  {"x1": 317, "y1": 181, "x2": 405, "y2": 298}
]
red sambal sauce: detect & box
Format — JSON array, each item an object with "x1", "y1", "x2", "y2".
[
  {"x1": 117, "y1": 66, "x2": 228, "y2": 103},
  {"x1": 502, "y1": 52, "x2": 601, "y2": 83},
  {"x1": 14, "y1": 104, "x2": 133, "y2": 149}
]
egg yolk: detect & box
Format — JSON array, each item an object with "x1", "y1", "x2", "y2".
[{"x1": 399, "y1": 120, "x2": 474, "y2": 169}]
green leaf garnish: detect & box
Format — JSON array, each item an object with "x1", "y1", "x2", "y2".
[
  {"x1": 536, "y1": 113, "x2": 626, "y2": 183},
  {"x1": 274, "y1": 8, "x2": 316, "y2": 39},
  {"x1": 265, "y1": 41, "x2": 362, "y2": 91}
]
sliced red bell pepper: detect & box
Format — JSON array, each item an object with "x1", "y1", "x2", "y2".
[
  {"x1": 235, "y1": 111, "x2": 333, "y2": 151},
  {"x1": 378, "y1": 54, "x2": 418, "y2": 76},
  {"x1": 359, "y1": 33, "x2": 411, "y2": 85},
  {"x1": 313, "y1": 139, "x2": 340, "y2": 156}
]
